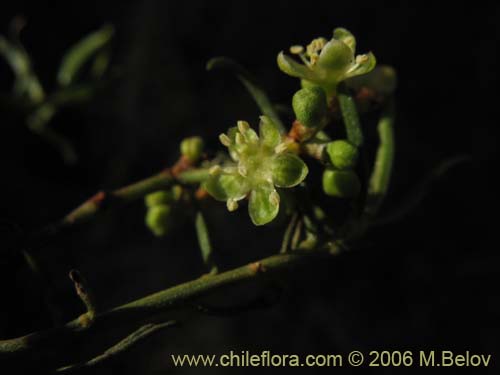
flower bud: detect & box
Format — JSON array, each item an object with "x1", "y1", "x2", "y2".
[
  {"x1": 145, "y1": 186, "x2": 182, "y2": 208},
  {"x1": 145, "y1": 204, "x2": 172, "y2": 237},
  {"x1": 180, "y1": 136, "x2": 204, "y2": 163},
  {"x1": 292, "y1": 87, "x2": 327, "y2": 128},
  {"x1": 325, "y1": 140, "x2": 358, "y2": 170},
  {"x1": 322, "y1": 168, "x2": 361, "y2": 197}
]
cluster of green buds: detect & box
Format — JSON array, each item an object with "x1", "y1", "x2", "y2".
[
  {"x1": 277, "y1": 28, "x2": 376, "y2": 98},
  {"x1": 144, "y1": 186, "x2": 183, "y2": 236},
  {"x1": 203, "y1": 116, "x2": 308, "y2": 225},
  {"x1": 322, "y1": 140, "x2": 360, "y2": 197}
]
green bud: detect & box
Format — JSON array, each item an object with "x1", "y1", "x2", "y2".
[
  {"x1": 325, "y1": 140, "x2": 358, "y2": 170},
  {"x1": 322, "y1": 168, "x2": 361, "y2": 197},
  {"x1": 292, "y1": 87, "x2": 327, "y2": 128},
  {"x1": 180, "y1": 136, "x2": 204, "y2": 163},
  {"x1": 145, "y1": 186, "x2": 182, "y2": 208},
  {"x1": 145, "y1": 204, "x2": 172, "y2": 237}
]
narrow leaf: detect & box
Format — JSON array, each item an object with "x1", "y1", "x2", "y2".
[
  {"x1": 57, "y1": 25, "x2": 114, "y2": 87},
  {"x1": 364, "y1": 99, "x2": 395, "y2": 216},
  {"x1": 195, "y1": 211, "x2": 218, "y2": 274},
  {"x1": 207, "y1": 56, "x2": 285, "y2": 133},
  {"x1": 337, "y1": 82, "x2": 363, "y2": 147}
]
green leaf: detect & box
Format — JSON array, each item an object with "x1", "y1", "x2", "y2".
[
  {"x1": 364, "y1": 99, "x2": 395, "y2": 216},
  {"x1": 248, "y1": 182, "x2": 280, "y2": 226},
  {"x1": 337, "y1": 82, "x2": 363, "y2": 147},
  {"x1": 272, "y1": 153, "x2": 309, "y2": 188},
  {"x1": 207, "y1": 56, "x2": 284, "y2": 133},
  {"x1": 57, "y1": 24, "x2": 114, "y2": 87},
  {"x1": 203, "y1": 173, "x2": 250, "y2": 201},
  {"x1": 259, "y1": 116, "x2": 281, "y2": 148},
  {"x1": 195, "y1": 211, "x2": 218, "y2": 274},
  {"x1": 0, "y1": 35, "x2": 45, "y2": 103}
]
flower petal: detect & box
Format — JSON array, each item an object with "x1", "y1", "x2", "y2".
[
  {"x1": 259, "y1": 116, "x2": 282, "y2": 148},
  {"x1": 344, "y1": 52, "x2": 377, "y2": 80},
  {"x1": 248, "y1": 182, "x2": 280, "y2": 226},
  {"x1": 333, "y1": 28, "x2": 356, "y2": 53},
  {"x1": 317, "y1": 39, "x2": 354, "y2": 73},
  {"x1": 271, "y1": 153, "x2": 309, "y2": 188},
  {"x1": 203, "y1": 173, "x2": 250, "y2": 201},
  {"x1": 277, "y1": 52, "x2": 317, "y2": 81}
]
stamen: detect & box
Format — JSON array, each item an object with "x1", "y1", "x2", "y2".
[
  {"x1": 290, "y1": 45, "x2": 304, "y2": 54},
  {"x1": 274, "y1": 142, "x2": 288, "y2": 154},
  {"x1": 227, "y1": 199, "x2": 239, "y2": 212},
  {"x1": 237, "y1": 120, "x2": 250, "y2": 133},
  {"x1": 223, "y1": 166, "x2": 237, "y2": 174},
  {"x1": 209, "y1": 165, "x2": 222, "y2": 176},
  {"x1": 219, "y1": 133, "x2": 231, "y2": 147},
  {"x1": 238, "y1": 164, "x2": 248, "y2": 177}
]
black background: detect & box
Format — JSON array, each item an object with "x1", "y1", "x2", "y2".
[{"x1": 0, "y1": 1, "x2": 498, "y2": 374}]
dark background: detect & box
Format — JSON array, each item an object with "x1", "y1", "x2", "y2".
[{"x1": 1, "y1": 1, "x2": 498, "y2": 374}]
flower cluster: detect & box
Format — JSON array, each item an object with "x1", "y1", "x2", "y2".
[{"x1": 203, "y1": 116, "x2": 308, "y2": 225}]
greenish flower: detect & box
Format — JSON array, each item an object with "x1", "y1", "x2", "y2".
[
  {"x1": 204, "y1": 116, "x2": 308, "y2": 226},
  {"x1": 277, "y1": 28, "x2": 376, "y2": 97}
]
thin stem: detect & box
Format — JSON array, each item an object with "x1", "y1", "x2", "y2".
[{"x1": 280, "y1": 213, "x2": 299, "y2": 253}]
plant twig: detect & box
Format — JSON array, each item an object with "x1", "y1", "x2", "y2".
[
  {"x1": 29, "y1": 164, "x2": 210, "y2": 245},
  {"x1": 55, "y1": 321, "x2": 176, "y2": 373},
  {"x1": 69, "y1": 270, "x2": 97, "y2": 321},
  {"x1": 0, "y1": 249, "x2": 339, "y2": 371}
]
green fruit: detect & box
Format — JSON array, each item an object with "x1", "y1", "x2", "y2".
[
  {"x1": 325, "y1": 140, "x2": 358, "y2": 170},
  {"x1": 292, "y1": 87, "x2": 327, "y2": 128},
  {"x1": 322, "y1": 168, "x2": 360, "y2": 197},
  {"x1": 145, "y1": 204, "x2": 172, "y2": 237}
]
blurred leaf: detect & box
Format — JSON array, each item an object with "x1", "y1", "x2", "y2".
[
  {"x1": 90, "y1": 48, "x2": 111, "y2": 79},
  {"x1": 195, "y1": 211, "x2": 218, "y2": 274},
  {"x1": 364, "y1": 99, "x2": 395, "y2": 217},
  {"x1": 57, "y1": 24, "x2": 114, "y2": 87},
  {"x1": 337, "y1": 82, "x2": 363, "y2": 147},
  {"x1": 207, "y1": 57, "x2": 285, "y2": 133},
  {"x1": 0, "y1": 35, "x2": 45, "y2": 103}
]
